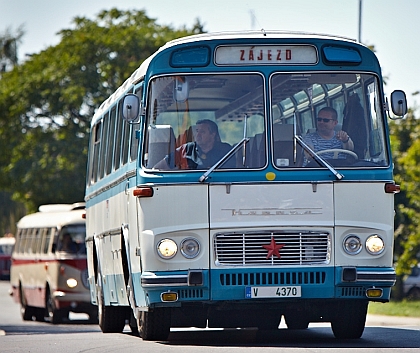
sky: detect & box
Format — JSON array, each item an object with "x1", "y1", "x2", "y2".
[{"x1": 1, "y1": 0, "x2": 419, "y2": 108}]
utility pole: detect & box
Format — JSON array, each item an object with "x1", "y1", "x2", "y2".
[{"x1": 358, "y1": 0, "x2": 363, "y2": 43}]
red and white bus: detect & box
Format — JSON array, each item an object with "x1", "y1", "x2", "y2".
[{"x1": 10, "y1": 203, "x2": 97, "y2": 323}]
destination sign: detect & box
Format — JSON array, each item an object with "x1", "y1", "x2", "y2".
[{"x1": 215, "y1": 45, "x2": 317, "y2": 65}]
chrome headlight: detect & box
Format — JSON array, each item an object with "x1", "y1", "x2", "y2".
[
  {"x1": 343, "y1": 235, "x2": 362, "y2": 255},
  {"x1": 157, "y1": 239, "x2": 177, "y2": 259},
  {"x1": 180, "y1": 238, "x2": 200, "y2": 259},
  {"x1": 366, "y1": 235, "x2": 385, "y2": 255}
]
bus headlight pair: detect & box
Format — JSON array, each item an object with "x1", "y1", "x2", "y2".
[
  {"x1": 343, "y1": 234, "x2": 385, "y2": 255},
  {"x1": 157, "y1": 238, "x2": 200, "y2": 259}
]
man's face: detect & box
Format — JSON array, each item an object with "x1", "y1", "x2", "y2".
[
  {"x1": 195, "y1": 123, "x2": 215, "y2": 149},
  {"x1": 317, "y1": 110, "x2": 337, "y2": 135}
]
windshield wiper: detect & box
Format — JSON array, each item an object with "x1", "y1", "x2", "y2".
[
  {"x1": 295, "y1": 135, "x2": 344, "y2": 180},
  {"x1": 199, "y1": 137, "x2": 249, "y2": 182},
  {"x1": 291, "y1": 112, "x2": 343, "y2": 180}
]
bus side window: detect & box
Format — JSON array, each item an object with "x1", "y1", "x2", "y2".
[
  {"x1": 114, "y1": 111, "x2": 123, "y2": 170},
  {"x1": 130, "y1": 84, "x2": 143, "y2": 162},
  {"x1": 45, "y1": 228, "x2": 54, "y2": 253},
  {"x1": 106, "y1": 107, "x2": 117, "y2": 175}
]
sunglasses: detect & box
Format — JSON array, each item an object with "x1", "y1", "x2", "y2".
[{"x1": 317, "y1": 117, "x2": 335, "y2": 123}]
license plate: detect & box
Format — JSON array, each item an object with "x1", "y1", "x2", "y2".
[{"x1": 245, "y1": 286, "x2": 301, "y2": 298}]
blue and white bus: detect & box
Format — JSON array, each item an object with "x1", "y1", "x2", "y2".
[{"x1": 85, "y1": 31, "x2": 406, "y2": 340}]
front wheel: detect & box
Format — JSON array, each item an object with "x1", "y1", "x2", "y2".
[
  {"x1": 331, "y1": 300, "x2": 368, "y2": 339},
  {"x1": 46, "y1": 288, "x2": 66, "y2": 324},
  {"x1": 138, "y1": 309, "x2": 171, "y2": 341}
]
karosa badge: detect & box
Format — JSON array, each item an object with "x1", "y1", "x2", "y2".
[{"x1": 262, "y1": 236, "x2": 285, "y2": 259}]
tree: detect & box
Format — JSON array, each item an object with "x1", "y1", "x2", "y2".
[
  {"x1": 390, "y1": 109, "x2": 420, "y2": 278},
  {"x1": 0, "y1": 9, "x2": 205, "y2": 212}
]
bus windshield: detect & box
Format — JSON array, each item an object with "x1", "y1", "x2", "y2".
[
  {"x1": 145, "y1": 74, "x2": 265, "y2": 170},
  {"x1": 145, "y1": 72, "x2": 387, "y2": 171},
  {"x1": 56, "y1": 225, "x2": 86, "y2": 254},
  {"x1": 270, "y1": 72, "x2": 388, "y2": 169}
]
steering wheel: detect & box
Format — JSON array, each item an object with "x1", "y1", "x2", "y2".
[{"x1": 316, "y1": 148, "x2": 358, "y2": 159}]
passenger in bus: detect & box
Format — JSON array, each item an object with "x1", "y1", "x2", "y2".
[
  {"x1": 154, "y1": 119, "x2": 235, "y2": 170},
  {"x1": 303, "y1": 107, "x2": 354, "y2": 164}
]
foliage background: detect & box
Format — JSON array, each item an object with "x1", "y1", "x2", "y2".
[{"x1": 0, "y1": 9, "x2": 203, "y2": 234}]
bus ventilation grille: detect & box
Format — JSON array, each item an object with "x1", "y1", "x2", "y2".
[
  {"x1": 219, "y1": 271, "x2": 326, "y2": 286},
  {"x1": 177, "y1": 288, "x2": 205, "y2": 299},
  {"x1": 340, "y1": 286, "x2": 366, "y2": 297},
  {"x1": 214, "y1": 231, "x2": 330, "y2": 266}
]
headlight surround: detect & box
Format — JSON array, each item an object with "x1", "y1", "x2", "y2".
[
  {"x1": 157, "y1": 238, "x2": 177, "y2": 259},
  {"x1": 366, "y1": 235, "x2": 385, "y2": 255},
  {"x1": 180, "y1": 237, "x2": 200, "y2": 259},
  {"x1": 66, "y1": 278, "x2": 78, "y2": 288},
  {"x1": 343, "y1": 235, "x2": 362, "y2": 255}
]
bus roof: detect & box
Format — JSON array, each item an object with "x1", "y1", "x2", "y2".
[
  {"x1": 0, "y1": 237, "x2": 15, "y2": 245},
  {"x1": 93, "y1": 30, "x2": 363, "y2": 124},
  {"x1": 17, "y1": 203, "x2": 85, "y2": 229},
  {"x1": 161, "y1": 30, "x2": 357, "y2": 48}
]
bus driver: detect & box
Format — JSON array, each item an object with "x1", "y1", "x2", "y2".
[
  {"x1": 303, "y1": 107, "x2": 354, "y2": 163},
  {"x1": 154, "y1": 119, "x2": 235, "y2": 170}
]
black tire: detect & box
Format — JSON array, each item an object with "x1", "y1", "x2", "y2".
[
  {"x1": 46, "y1": 288, "x2": 65, "y2": 324},
  {"x1": 284, "y1": 313, "x2": 309, "y2": 330},
  {"x1": 34, "y1": 307, "x2": 46, "y2": 322},
  {"x1": 97, "y1": 270, "x2": 127, "y2": 333},
  {"x1": 331, "y1": 300, "x2": 368, "y2": 339},
  {"x1": 129, "y1": 309, "x2": 139, "y2": 335},
  {"x1": 138, "y1": 309, "x2": 171, "y2": 341},
  {"x1": 19, "y1": 284, "x2": 35, "y2": 321},
  {"x1": 88, "y1": 307, "x2": 99, "y2": 324}
]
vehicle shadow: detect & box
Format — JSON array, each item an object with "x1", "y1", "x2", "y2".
[
  {"x1": 1, "y1": 319, "x2": 100, "y2": 335},
  {"x1": 157, "y1": 326, "x2": 420, "y2": 348}
]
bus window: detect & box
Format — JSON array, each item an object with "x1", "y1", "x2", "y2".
[
  {"x1": 146, "y1": 74, "x2": 266, "y2": 170},
  {"x1": 270, "y1": 72, "x2": 388, "y2": 168},
  {"x1": 114, "y1": 105, "x2": 123, "y2": 170},
  {"x1": 57, "y1": 225, "x2": 86, "y2": 255},
  {"x1": 43, "y1": 228, "x2": 54, "y2": 254},
  {"x1": 89, "y1": 121, "x2": 102, "y2": 183},
  {"x1": 129, "y1": 85, "x2": 143, "y2": 162},
  {"x1": 122, "y1": 113, "x2": 131, "y2": 165},
  {"x1": 99, "y1": 113, "x2": 110, "y2": 179},
  {"x1": 106, "y1": 107, "x2": 117, "y2": 175}
]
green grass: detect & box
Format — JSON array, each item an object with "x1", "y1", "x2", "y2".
[{"x1": 368, "y1": 300, "x2": 420, "y2": 317}]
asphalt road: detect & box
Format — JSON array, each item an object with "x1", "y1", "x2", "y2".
[{"x1": 1, "y1": 280, "x2": 419, "y2": 352}]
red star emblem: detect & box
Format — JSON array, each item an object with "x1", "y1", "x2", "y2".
[{"x1": 262, "y1": 236, "x2": 285, "y2": 259}]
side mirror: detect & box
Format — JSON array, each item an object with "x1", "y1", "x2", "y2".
[
  {"x1": 390, "y1": 90, "x2": 407, "y2": 118},
  {"x1": 122, "y1": 94, "x2": 140, "y2": 122}
]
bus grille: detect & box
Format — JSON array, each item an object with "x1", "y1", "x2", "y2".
[
  {"x1": 339, "y1": 286, "x2": 366, "y2": 298},
  {"x1": 219, "y1": 270, "x2": 326, "y2": 286},
  {"x1": 214, "y1": 231, "x2": 330, "y2": 266}
]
